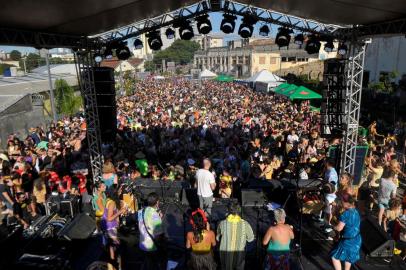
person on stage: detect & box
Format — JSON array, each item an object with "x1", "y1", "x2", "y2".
[
  {"x1": 216, "y1": 201, "x2": 254, "y2": 270},
  {"x1": 330, "y1": 193, "x2": 361, "y2": 270},
  {"x1": 195, "y1": 159, "x2": 216, "y2": 216},
  {"x1": 263, "y1": 208, "x2": 294, "y2": 270},
  {"x1": 138, "y1": 192, "x2": 167, "y2": 270},
  {"x1": 101, "y1": 189, "x2": 127, "y2": 270},
  {"x1": 186, "y1": 208, "x2": 217, "y2": 270}
]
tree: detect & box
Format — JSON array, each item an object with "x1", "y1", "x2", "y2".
[
  {"x1": 55, "y1": 79, "x2": 82, "y2": 116},
  {"x1": 9, "y1": 50, "x2": 22, "y2": 61},
  {"x1": 144, "y1": 60, "x2": 156, "y2": 72},
  {"x1": 19, "y1": 53, "x2": 44, "y2": 72},
  {"x1": 152, "y1": 40, "x2": 200, "y2": 66}
]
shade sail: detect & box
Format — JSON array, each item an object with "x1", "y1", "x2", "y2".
[
  {"x1": 273, "y1": 83, "x2": 291, "y2": 93},
  {"x1": 247, "y1": 69, "x2": 285, "y2": 83},
  {"x1": 200, "y1": 69, "x2": 217, "y2": 78}
]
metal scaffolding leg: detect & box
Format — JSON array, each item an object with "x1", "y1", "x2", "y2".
[
  {"x1": 75, "y1": 50, "x2": 103, "y2": 182},
  {"x1": 340, "y1": 43, "x2": 366, "y2": 175}
]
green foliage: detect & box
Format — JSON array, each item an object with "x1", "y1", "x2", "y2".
[
  {"x1": 371, "y1": 70, "x2": 399, "y2": 93},
  {"x1": 19, "y1": 53, "x2": 43, "y2": 72},
  {"x1": 152, "y1": 40, "x2": 200, "y2": 66},
  {"x1": 144, "y1": 60, "x2": 156, "y2": 72},
  {"x1": 55, "y1": 79, "x2": 82, "y2": 116},
  {"x1": 122, "y1": 72, "x2": 138, "y2": 96},
  {"x1": 9, "y1": 50, "x2": 22, "y2": 61}
]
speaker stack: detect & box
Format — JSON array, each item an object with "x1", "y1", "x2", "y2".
[{"x1": 92, "y1": 67, "x2": 117, "y2": 143}]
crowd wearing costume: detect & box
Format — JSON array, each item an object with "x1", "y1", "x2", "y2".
[{"x1": 1, "y1": 77, "x2": 405, "y2": 270}]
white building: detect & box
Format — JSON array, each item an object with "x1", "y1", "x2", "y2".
[
  {"x1": 364, "y1": 36, "x2": 406, "y2": 83},
  {"x1": 193, "y1": 34, "x2": 224, "y2": 50}
]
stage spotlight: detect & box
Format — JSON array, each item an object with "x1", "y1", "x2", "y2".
[
  {"x1": 133, "y1": 38, "x2": 143, "y2": 50},
  {"x1": 220, "y1": 14, "x2": 237, "y2": 34},
  {"x1": 238, "y1": 14, "x2": 257, "y2": 38},
  {"x1": 338, "y1": 43, "x2": 348, "y2": 55},
  {"x1": 116, "y1": 42, "x2": 131, "y2": 60},
  {"x1": 305, "y1": 35, "x2": 321, "y2": 54},
  {"x1": 324, "y1": 37, "x2": 334, "y2": 53},
  {"x1": 165, "y1": 28, "x2": 175, "y2": 39},
  {"x1": 103, "y1": 46, "x2": 113, "y2": 59},
  {"x1": 294, "y1": 33, "x2": 304, "y2": 45},
  {"x1": 179, "y1": 20, "x2": 194, "y2": 40},
  {"x1": 259, "y1": 25, "x2": 270, "y2": 37},
  {"x1": 147, "y1": 30, "x2": 163, "y2": 51},
  {"x1": 196, "y1": 14, "x2": 212, "y2": 35},
  {"x1": 94, "y1": 52, "x2": 102, "y2": 63},
  {"x1": 275, "y1": 28, "x2": 293, "y2": 48}
]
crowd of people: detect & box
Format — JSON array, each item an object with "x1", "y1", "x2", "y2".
[{"x1": 0, "y1": 77, "x2": 405, "y2": 270}]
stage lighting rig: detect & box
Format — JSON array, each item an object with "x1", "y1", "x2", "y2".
[
  {"x1": 259, "y1": 25, "x2": 270, "y2": 37},
  {"x1": 294, "y1": 33, "x2": 304, "y2": 45},
  {"x1": 165, "y1": 28, "x2": 175, "y2": 39},
  {"x1": 94, "y1": 51, "x2": 103, "y2": 63},
  {"x1": 133, "y1": 38, "x2": 143, "y2": 50},
  {"x1": 196, "y1": 14, "x2": 212, "y2": 35},
  {"x1": 176, "y1": 19, "x2": 194, "y2": 40},
  {"x1": 103, "y1": 46, "x2": 113, "y2": 59},
  {"x1": 220, "y1": 14, "x2": 237, "y2": 34},
  {"x1": 116, "y1": 42, "x2": 131, "y2": 60},
  {"x1": 324, "y1": 37, "x2": 334, "y2": 53},
  {"x1": 147, "y1": 30, "x2": 163, "y2": 51},
  {"x1": 305, "y1": 35, "x2": 321, "y2": 54},
  {"x1": 338, "y1": 43, "x2": 348, "y2": 55},
  {"x1": 238, "y1": 14, "x2": 257, "y2": 38},
  {"x1": 275, "y1": 27, "x2": 293, "y2": 48}
]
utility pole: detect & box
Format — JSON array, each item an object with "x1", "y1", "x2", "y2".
[
  {"x1": 41, "y1": 49, "x2": 57, "y2": 122},
  {"x1": 22, "y1": 57, "x2": 27, "y2": 74}
]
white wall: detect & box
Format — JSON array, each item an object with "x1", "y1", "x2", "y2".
[{"x1": 364, "y1": 36, "x2": 406, "y2": 83}]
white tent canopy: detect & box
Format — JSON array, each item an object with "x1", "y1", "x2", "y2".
[
  {"x1": 247, "y1": 69, "x2": 285, "y2": 83},
  {"x1": 200, "y1": 69, "x2": 217, "y2": 79}
]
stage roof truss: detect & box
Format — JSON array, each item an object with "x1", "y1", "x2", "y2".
[{"x1": 95, "y1": 0, "x2": 346, "y2": 44}]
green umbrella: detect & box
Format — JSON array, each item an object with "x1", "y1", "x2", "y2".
[
  {"x1": 276, "y1": 84, "x2": 298, "y2": 96},
  {"x1": 288, "y1": 86, "x2": 322, "y2": 100},
  {"x1": 273, "y1": 83, "x2": 290, "y2": 93},
  {"x1": 310, "y1": 105, "x2": 321, "y2": 112},
  {"x1": 214, "y1": 74, "x2": 234, "y2": 82}
]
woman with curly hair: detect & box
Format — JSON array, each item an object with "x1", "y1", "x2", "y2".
[{"x1": 186, "y1": 209, "x2": 216, "y2": 270}]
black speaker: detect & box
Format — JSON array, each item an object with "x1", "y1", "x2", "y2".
[
  {"x1": 181, "y1": 188, "x2": 199, "y2": 209},
  {"x1": 93, "y1": 67, "x2": 117, "y2": 142},
  {"x1": 241, "y1": 189, "x2": 267, "y2": 207},
  {"x1": 58, "y1": 213, "x2": 95, "y2": 240},
  {"x1": 361, "y1": 216, "x2": 395, "y2": 258}
]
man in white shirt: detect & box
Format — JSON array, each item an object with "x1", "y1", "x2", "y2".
[{"x1": 195, "y1": 158, "x2": 216, "y2": 215}]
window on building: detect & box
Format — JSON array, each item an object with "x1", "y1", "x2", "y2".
[
  {"x1": 270, "y1": 58, "x2": 276, "y2": 64},
  {"x1": 288, "y1": 57, "x2": 296, "y2": 62},
  {"x1": 281, "y1": 57, "x2": 288, "y2": 62},
  {"x1": 238, "y1": 56, "x2": 243, "y2": 64},
  {"x1": 245, "y1": 56, "x2": 250, "y2": 64},
  {"x1": 259, "y1": 57, "x2": 266, "y2": 65},
  {"x1": 232, "y1": 57, "x2": 237, "y2": 65}
]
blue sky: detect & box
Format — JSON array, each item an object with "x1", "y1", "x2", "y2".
[{"x1": 0, "y1": 12, "x2": 278, "y2": 53}]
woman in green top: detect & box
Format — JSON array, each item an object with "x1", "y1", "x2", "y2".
[
  {"x1": 263, "y1": 208, "x2": 294, "y2": 270},
  {"x1": 92, "y1": 182, "x2": 107, "y2": 231}
]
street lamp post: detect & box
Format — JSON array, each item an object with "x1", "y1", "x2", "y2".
[{"x1": 41, "y1": 49, "x2": 57, "y2": 122}]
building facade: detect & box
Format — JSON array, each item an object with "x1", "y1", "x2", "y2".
[
  {"x1": 364, "y1": 36, "x2": 406, "y2": 84},
  {"x1": 192, "y1": 34, "x2": 224, "y2": 50},
  {"x1": 194, "y1": 38, "x2": 328, "y2": 78}
]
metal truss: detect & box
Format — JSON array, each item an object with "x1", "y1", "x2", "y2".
[
  {"x1": 95, "y1": 0, "x2": 344, "y2": 43},
  {"x1": 340, "y1": 43, "x2": 366, "y2": 176},
  {"x1": 75, "y1": 48, "x2": 103, "y2": 183},
  {"x1": 337, "y1": 17, "x2": 406, "y2": 38},
  {"x1": 0, "y1": 27, "x2": 89, "y2": 48}
]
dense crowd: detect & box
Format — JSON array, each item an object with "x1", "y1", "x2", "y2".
[{"x1": 0, "y1": 78, "x2": 405, "y2": 270}]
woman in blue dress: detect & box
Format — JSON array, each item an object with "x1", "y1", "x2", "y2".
[{"x1": 331, "y1": 193, "x2": 362, "y2": 270}]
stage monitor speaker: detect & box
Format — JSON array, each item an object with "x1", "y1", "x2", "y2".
[
  {"x1": 59, "y1": 213, "x2": 95, "y2": 241},
  {"x1": 241, "y1": 189, "x2": 267, "y2": 207},
  {"x1": 361, "y1": 216, "x2": 395, "y2": 258},
  {"x1": 92, "y1": 67, "x2": 116, "y2": 142}
]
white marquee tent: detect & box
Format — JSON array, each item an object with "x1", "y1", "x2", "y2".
[
  {"x1": 200, "y1": 69, "x2": 217, "y2": 79},
  {"x1": 247, "y1": 69, "x2": 285, "y2": 84}
]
